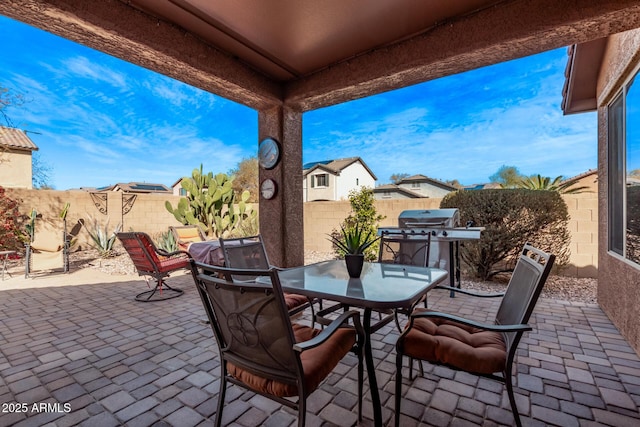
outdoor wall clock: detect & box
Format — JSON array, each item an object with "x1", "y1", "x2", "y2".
[
  {"x1": 260, "y1": 178, "x2": 277, "y2": 200},
  {"x1": 258, "y1": 137, "x2": 281, "y2": 169}
]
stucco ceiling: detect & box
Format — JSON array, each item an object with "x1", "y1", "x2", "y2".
[
  {"x1": 128, "y1": 0, "x2": 504, "y2": 82},
  {"x1": 2, "y1": 0, "x2": 640, "y2": 111}
]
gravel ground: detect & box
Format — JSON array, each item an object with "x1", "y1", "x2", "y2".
[{"x1": 68, "y1": 249, "x2": 598, "y2": 304}]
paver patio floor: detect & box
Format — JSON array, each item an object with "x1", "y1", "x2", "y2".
[{"x1": 1, "y1": 270, "x2": 639, "y2": 426}]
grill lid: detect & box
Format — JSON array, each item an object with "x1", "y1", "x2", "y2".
[{"x1": 398, "y1": 209, "x2": 459, "y2": 228}]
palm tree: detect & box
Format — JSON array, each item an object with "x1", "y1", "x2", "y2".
[{"x1": 515, "y1": 174, "x2": 590, "y2": 194}]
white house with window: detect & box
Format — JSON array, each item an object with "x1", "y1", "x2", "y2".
[{"x1": 303, "y1": 157, "x2": 376, "y2": 201}]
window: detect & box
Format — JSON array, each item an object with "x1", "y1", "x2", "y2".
[
  {"x1": 411, "y1": 182, "x2": 420, "y2": 188},
  {"x1": 608, "y1": 71, "x2": 640, "y2": 265},
  {"x1": 314, "y1": 174, "x2": 328, "y2": 187},
  {"x1": 179, "y1": 188, "x2": 187, "y2": 196}
]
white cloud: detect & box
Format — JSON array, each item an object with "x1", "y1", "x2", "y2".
[{"x1": 63, "y1": 56, "x2": 129, "y2": 89}]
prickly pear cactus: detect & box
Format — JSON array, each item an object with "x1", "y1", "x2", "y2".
[{"x1": 165, "y1": 165, "x2": 257, "y2": 238}]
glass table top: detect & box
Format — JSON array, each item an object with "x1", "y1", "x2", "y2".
[{"x1": 276, "y1": 260, "x2": 448, "y2": 309}]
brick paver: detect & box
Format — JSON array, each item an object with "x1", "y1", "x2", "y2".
[{"x1": 1, "y1": 275, "x2": 640, "y2": 426}]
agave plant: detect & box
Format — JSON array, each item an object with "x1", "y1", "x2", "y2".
[
  {"x1": 328, "y1": 222, "x2": 379, "y2": 255},
  {"x1": 156, "y1": 229, "x2": 178, "y2": 253},
  {"x1": 81, "y1": 216, "x2": 122, "y2": 258}
]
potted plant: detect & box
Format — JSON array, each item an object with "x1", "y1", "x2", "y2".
[{"x1": 328, "y1": 223, "x2": 379, "y2": 278}]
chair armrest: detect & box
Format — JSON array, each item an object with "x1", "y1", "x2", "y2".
[
  {"x1": 294, "y1": 310, "x2": 363, "y2": 352},
  {"x1": 434, "y1": 285, "x2": 505, "y2": 298},
  {"x1": 410, "y1": 311, "x2": 532, "y2": 333}
]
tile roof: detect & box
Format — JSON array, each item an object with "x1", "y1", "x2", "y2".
[
  {"x1": 397, "y1": 174, "x2": 457, "y2": 190},
  {"x1": 0, "y1": 126, "x2": 39, "y2": 151},
  {"x1": 303, "y1": 157, "x2": 377, "y2": 180},
  {"x1": 373, "y1": 184, "x2": 423, "y2": 198}
]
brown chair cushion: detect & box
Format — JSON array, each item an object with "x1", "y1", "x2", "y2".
[
  {"x1": 284, "y1": 293, "x2": 309, "y2": 311},
  {"x1": 228, "y1": 323, "x2": 356, "y2": 397},
  {"x1": 401, "y1": 309, "x2": 506, "y2": 375}
]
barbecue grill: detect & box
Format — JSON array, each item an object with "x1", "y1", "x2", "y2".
[{"x1": 378, "y1": 209, "x2": 484, "y2": 295}]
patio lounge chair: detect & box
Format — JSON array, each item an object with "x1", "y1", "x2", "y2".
[
  {"x1": 116, "y1": 231, "x2": 189, "y2": 301},
  {"x1": 25, "y1": 218, "x2": 69, "y2": 278},
  {"x1": 394, "y1": 243, "x2": 555, "y2": 427},
  {"x1": 219, "y1": 235, "x2": 320, "y2": 324},
  {"x1": 169, "y1": 225, "x2": 206, "y2": 250},
  {"x1": 189, "y1": 261, "x2": 365, "y2": 427}
]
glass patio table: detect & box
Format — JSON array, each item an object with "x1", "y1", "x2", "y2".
[{"x1": 273, "y1": 260, "x2": 448, "y2": 427}]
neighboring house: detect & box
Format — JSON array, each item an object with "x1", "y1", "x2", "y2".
[
  {"x1": 395, "y1": 174, "x2": 457, "y2": 198},
  {"x1": 97, "y1": 182, "x2": 172, "y2": 194},
  {"x1": 171, "y1": 178, "x2": 187, "y2": 196},
  {"x1": 303, "y1": 157, "x2": 376, "y2": 201},
  {"x1": 462, "y1": 182, "x2": 502, "y2": 190},
  {"x1": 373, "y1": 184, "x2": 424, "y2": 200},
  {"x1": 0, "y1": 126, "x2": 38, "y2": 189},
  {"x1": 562, "y1": 30, "x2": 640, "y2": 353}
]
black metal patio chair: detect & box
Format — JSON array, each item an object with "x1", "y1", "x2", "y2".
[
  {"x1": 377, "y1": 229, "x2": 432, "y2": 331},
  {"x1": 220, "y1": 235, "x2": 320, "y2": 324},
  {"x1": 189, "y1": 261, "x2": 364, "y2": 427},
  {"x1": 395, "y1": 243, "x2": 555, "y2": 427}
]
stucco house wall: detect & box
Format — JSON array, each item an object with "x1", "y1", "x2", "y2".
[
  {"x1": 594, "y1": 29, "x2": 640, "y2": 355},
  {"x1": 397, "y1": 182, "x2": 452, "y2": 198},
  {"x1": 0, "y1": 149, "x2": 33, "y2": 189},
  {"x1": 305, "y1": 170, "x2": 336, "y2": 201},
  {"x1": 335, "y1": 162, "x2": 376, "y2": 200}
]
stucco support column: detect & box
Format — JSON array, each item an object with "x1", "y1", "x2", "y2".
[{"x1": 258, "y1": 106, "x2": 304, "y2": 267}]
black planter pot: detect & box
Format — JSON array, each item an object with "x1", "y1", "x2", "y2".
[{"x1": 345, "y1": 254, "x2": 365, "y2": 278}]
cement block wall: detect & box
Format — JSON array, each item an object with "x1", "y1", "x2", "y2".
[
  {"x1": 7, "y1": 188, "x2": 598, "y2": 277},
  {"x1": 7, "y1": 189, "x2": 183, "y2": 249}
]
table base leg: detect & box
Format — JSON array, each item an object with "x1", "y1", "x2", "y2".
[{"x1": 364, "y1": 308, "x2": 382, "y2": 427}]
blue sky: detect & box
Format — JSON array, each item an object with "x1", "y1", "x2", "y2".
[{"x1": 1, "y1": 15, "x2": 597, "y2": 190}]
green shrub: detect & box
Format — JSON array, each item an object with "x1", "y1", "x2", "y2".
[
  {"x1": 441, "y1": 189, "x2": 570, "y2": 280},
  {"x1": 330, "y1": 187, "x2": 385, "y2": 261}
]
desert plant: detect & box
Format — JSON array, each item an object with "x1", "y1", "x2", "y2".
[
  {"x1": 228, "y1": 211, "x2": 260, "y2": 238},
  {"x1": 156, "y1": 229, "x2": 179, "y2": 253},
  {"x1": 330, "y1": 187, "x2": 385, "y2": 260},
  {"x1": 81, "y1": 216, "x2": 122, "y2": 258},
  {"x1": 328, "y1": 222, "x2": 380, "y2": 256},
  {"x1": 515, "y1": 174, "x2": 590, "y2": 194},
  {"x1": 165, "y1": 164, "x2": 257, "y2": 238},
  {"x1": 25, "y1": 208, "x2": 37, "y2": 243},
  {"x1": 441, "y1": 189, "x2": 570, "y2": 280}
]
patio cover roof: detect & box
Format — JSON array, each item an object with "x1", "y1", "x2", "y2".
[{"x1": 3, "y1": 1, "x2": 640, "y2": 112}]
